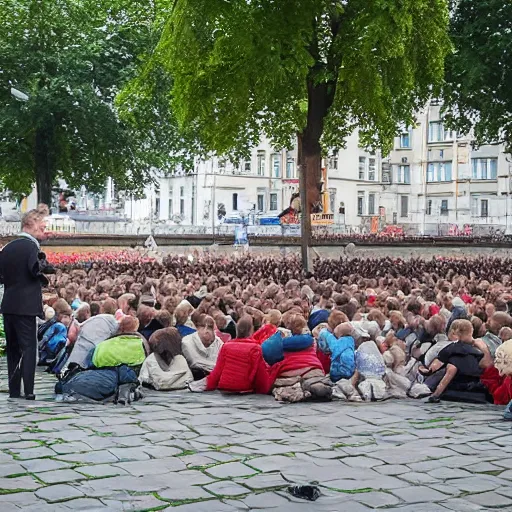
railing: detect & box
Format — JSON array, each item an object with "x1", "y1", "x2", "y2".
[{"x1": 0, "y1": 218, "x2": 510, "y2": 241}]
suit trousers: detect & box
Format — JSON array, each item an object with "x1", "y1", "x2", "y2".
[{"x1": 4, "y1": 314, "x2": 37, "y2": 397}]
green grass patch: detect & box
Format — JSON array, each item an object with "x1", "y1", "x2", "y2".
[
  {"x1": 30, "y1": 415, "x2": 75, "y2": 423},
  {"x1": 330, "y1": 487, "x2": 375, "y2": 494},
  {"x1": 0, "y1": 488, "x2": 34, "y2": 495},
  {"x1": 410, "y1": 417, "x2": 454, "y2": 425}
]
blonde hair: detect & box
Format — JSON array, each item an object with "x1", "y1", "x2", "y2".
[
  {"x1": 265, "y1": 309, "x2": 282, "y2": 327},
  {"x1": 495, "y1": 340, "x2": 512, "y2": 376},
  {"x1": 22, "y1": 204, "x2": 49, "y2": 230}
]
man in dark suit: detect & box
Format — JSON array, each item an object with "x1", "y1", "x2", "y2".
[{"x1": 0, "y1": 205, "x2": 54, "y2": 400}]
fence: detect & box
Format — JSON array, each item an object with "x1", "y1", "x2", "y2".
[{"x1": 0, "y1": 218, "x2": 509, "y2": 240}]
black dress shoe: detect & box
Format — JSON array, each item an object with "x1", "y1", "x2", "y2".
[
  {"x1": 25, "y1": 394, "x2": 36, "y2": 401},
  {"x1": 8, "y1": 394, "x2": 21, "y2": 399}
]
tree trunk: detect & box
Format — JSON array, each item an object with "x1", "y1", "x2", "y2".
[
  {"x1": 298, "y1": 78, "x2": 336, "y2": 271},
  {"x1": 34, "y1": 125, "x2": 55, "y2": 207}
]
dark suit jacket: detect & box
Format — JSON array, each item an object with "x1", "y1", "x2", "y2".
[{"x1": 0, "y1": 238, "x2": 44, "y2": 316}]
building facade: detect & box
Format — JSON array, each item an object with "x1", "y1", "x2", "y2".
[{"x1": 124, "y1": 104, "x2": 512, "y2": 234}]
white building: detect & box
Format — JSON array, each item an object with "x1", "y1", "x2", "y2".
[{"x1": 124, "y1": 104, "x2": 512, "y2": 235}]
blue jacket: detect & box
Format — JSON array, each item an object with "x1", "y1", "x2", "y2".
[
  {"x1": 318, "y1": 329, "x2": 355, "y2": 382},
  {"x1": 262, "y1": 333, "x2": 315, "y2": 366}
]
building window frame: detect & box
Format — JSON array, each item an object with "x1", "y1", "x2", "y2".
[
  {"x1": 357, "y1": 192, "x2": 365, "y2": 216},
  {"x1": 440, "y1": 199, "x2": 449, "y2": 216},
  {"x1": 400, "y1": 195, "x2": 409, "y2": 218},
  {"x1": 358, "y1": 157, "x2": 366, "y2": 180},
  {"x1": 481, "y1": 199, "x2": 489, "y2": 218},
  {"x1": 472, "y1": 158, "x2": 498, "y2": 180},
  {"x1": 286, "y1": 153, "x2": 295, "y2": 179},
  {"x1": 427, "y1": 162, "x2": 453, "y2": 182},
  {"x1": 368, "y1": 193, "x2": 376, "y2": 216},
  {"x1": 395, "y1": 165, "x2": 410, "y2": 184},
  {"x1": 269, "y1": 193, "x2": 278, "y2": 211},
  {"x1": 179, "y1": 186, "x2": 185, "y2": 216}
]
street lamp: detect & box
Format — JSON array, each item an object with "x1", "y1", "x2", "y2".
[{"x1": 10, "y1": 87, "x2": 29, "y2": 102}]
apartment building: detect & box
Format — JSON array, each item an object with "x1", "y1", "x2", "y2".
[
  {"x1": 384, "y1": 103, "x2": 512, "y2": 235},
  {"x1": 124, "y1": 104, "x2": 512, "y2": 234}
]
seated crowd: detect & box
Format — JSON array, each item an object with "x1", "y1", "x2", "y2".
[{"x1": 35, "y1": 253, "x2": 512, "y2": 418}]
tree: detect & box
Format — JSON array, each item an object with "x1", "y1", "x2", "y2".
[
  {"x1": 0, "y1": 0, "x2": 188, "y2": 205},
  {"x1": 154, "y1": 0, "x2": 451, "y2": 265},
  {"x1": 442, "y1": 0, "x2": 512, "y2": 152}
]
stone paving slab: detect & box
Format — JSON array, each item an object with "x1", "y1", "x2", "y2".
[{"x1": 0, "y1": 363, "x2": 512, "y2": 510}]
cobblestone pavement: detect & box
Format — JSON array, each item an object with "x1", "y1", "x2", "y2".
[{"x1": 0, "y1": 365, "x2": 511, "y2": 511}]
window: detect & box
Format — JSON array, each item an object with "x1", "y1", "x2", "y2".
[
  {"x1": 472, "y1": 197, "x2": 479, "y2": 216},
  {"x1": 269, "y1": 193, "x2": 278, "y2": 211},
  {"x1": 368, "y1": 193, "x2": 376, "y2": 215},
  {"x1": 179, "y1": 187, "x2": 185, "y2": 215},
  {"x1": 218, "y1": 159, "x2": 226, "y2": 172},
  {"x1": 472, "y1": 158, "x2": 498, "y2": 180},
  {"x1": 357, "y1": 192, "x2": 364, "y2": 215},
  {"x1": 329, "y1": 150, "x2": 338, "y2": 170},
  {"x1": 286, "y1": 153, "x2": 295, "y2": 178},
  {"x1": 400, "y1": 130, "x2": 411, "y2": 148},
  {"x1": 155, "y1": 198, "x2": 160, "y2": 218},
  {"x1": 427, "y1": 162, "x2": 452, "y2": 182},
  {"x1": 426, "y1": 199, "x2": 432, "y2": 216},
  {"x1": 400, "y1": 195, "x2": 408, "y2": 218},
  {"x1": 368, "y1": 158, "x2": 376, "y2": 181},
  {"x1": 168, "y1": 187, "x2": 173, "y2": 218},
  {"x1": 257, "y1": 194, "x2": 264, "y2": 212},
  {"x1": 440, "y1": 199, "x2": 448, "y2": 216},
  {"x1": 358, "y1": 157, "x2": 366, "y2": 180},
  {"x1": 257, "y1": 151, "x2": 265, "y2": 176},
  {"x1": 481, "y1": 199, "x2": 489, "y2": 218},
  {"x1": 272, "y1": 153, "x2": 280, "y2": 178},
  {"x1": 429, "y1": 121, "x2": 454, "y2": 142},
  {"x1": 395, "y1": 165, "x2": 410, "y2": 184},
  {"x1": 232, "y1": 193, "x2": 238, "y2": 211},
  {"x1": 244, "y1": 160, "x2": 251, "y2": 173}
]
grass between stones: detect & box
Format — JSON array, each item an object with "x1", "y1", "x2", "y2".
[
  {"x1": 324, "y1": 486, "x2": 375, "y2": 494},
  {"x1": 0, "y1": 488, "x2": 34, "y2": 495}
]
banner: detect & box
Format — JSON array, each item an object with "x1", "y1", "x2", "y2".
[{"x1": 311, "y1": 213, "x2": 334, "y2": 226}]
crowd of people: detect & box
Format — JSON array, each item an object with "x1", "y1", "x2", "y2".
[{"x1": 26, "y1": 249, "x2": 512, "y2": 418}]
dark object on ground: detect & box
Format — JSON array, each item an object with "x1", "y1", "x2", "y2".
[{"x1": 288, "y1": 485, "x2": 321, "y2": 501}]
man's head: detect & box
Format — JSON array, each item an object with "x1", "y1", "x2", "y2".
[
  {"x1": 118, "y1": 293, "x2": 136, "y2": 315},
  {"x1": 119, "y1": 315, "x2": 140, "y2": 334},
  {"x1": 236, "y1": 315, "x2": 254, "y2": 339},
  {"x1": 101, "y1": 298, "x2": 117, "y2": 315},
  {"x1": 334, "y1": 322, "x2": 354, "y2": 339},
  {"x1": 21, "y1": 204, "x2": 49, "y2": 240},
  {"x1": 265, "y1": 309, "x2": 282, "y2": 327},
  {"x1": 489, "y1": 312, "x2": 512, "y2": 335},
  {"x1": 75, "y1": 304, "x2": 91, "y2": 324},
  {"x1": 196, "y1": 314, "x2": 216, "y2": 347},
  {"x1": 448, "y1": 319, "x2": 473, "y2": 343},
  {"x1": 90, "y1": 302, "x2": 101, "y2": 317}
]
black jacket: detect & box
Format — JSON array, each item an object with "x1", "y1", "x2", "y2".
[{"x1": 0, "y1": 238, "x2": 51, "y2": 317}]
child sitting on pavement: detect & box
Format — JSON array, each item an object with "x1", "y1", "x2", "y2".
[{"x1": 420, "y1": 320, "x2": 486, "y2": 403}]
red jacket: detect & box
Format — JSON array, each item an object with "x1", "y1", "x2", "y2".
[
  {"x1": 253, "y1": 324, "x2": 278, "y2": 344},
  {"x1": 271, "y1": 346, "x2": 325, "y2": 379},
  {"x1": 481, "y1": 366, "x2": 512, "y2": 405},
  {"x1": 206, "y1": 339, "x2": 273, "y2": 394}
]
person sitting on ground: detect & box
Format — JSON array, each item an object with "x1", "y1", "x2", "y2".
[
  {"x1": 115, "y1": 293, "x2": 136, "y2": 321},
  {"x1": 482, "y1": 312, "x2": 512, "y2": 358},
  {"x1": 137, "y1": 305, "x2": 163, "y2": 341},
  {"x1": 139, "y1": 328, "x2": 193, "y2": 391},
  {"x1": 90, "y1": 302, "x2": 101, "y2": 317},
  {"x1": 182, "y1": 314, "x2": 223, "y2": 380},
  {"x1": 317, "y1": 322, "x2": 356, "y2": 383},
  {"x1": 201, "y1": 315, "x2": 273, "y2": 394},
  {"x1": 174, "y1": 302, "x2": 196, "y2": 338},
  {"x1": 421, "y1": 320, "x2": 486, "y2": 403},
  {"x1": 253, "y1": 309, "x2": 282, "y2": 344},
  {"x1": 38, "y1": 302, "x2": 72, "y2": 365}
]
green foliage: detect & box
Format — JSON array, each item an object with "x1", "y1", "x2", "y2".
[
  {"x1": 0, "y1": 0, "x2": 188, "y2": 202},
  {"x1": 156, "y1": 0, "x2": 451, "y2": 156},
  {"x1": 442, "y1": 0, "x2": 512, "y2": 152}
]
